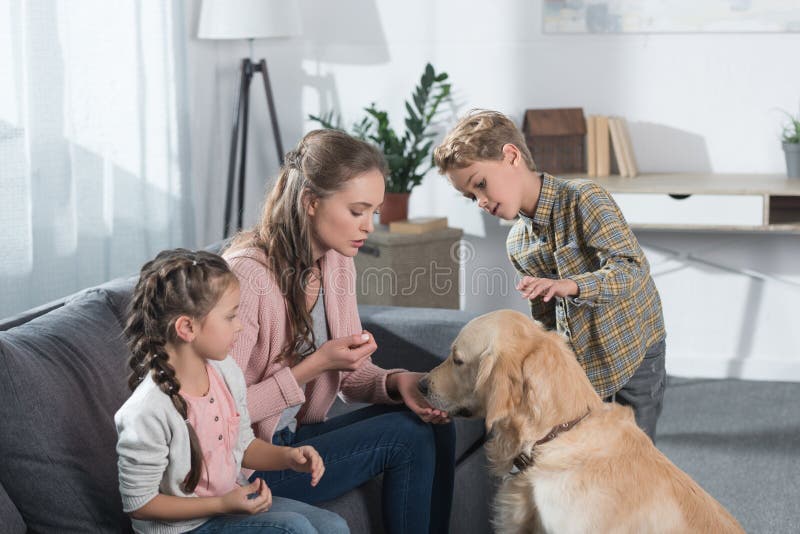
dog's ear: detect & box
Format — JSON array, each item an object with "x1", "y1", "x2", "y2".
[
  {"x1": 521, "y1": 332, "x2": 602, "y2": 431},
  {"x1": 474, "y1": 347, "x2": 497, "y2": 393},
  {"x1": 476, "y1": 347, "x2": 524, "y2": 432}
]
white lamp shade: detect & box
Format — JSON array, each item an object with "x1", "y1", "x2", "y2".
[{"x1": 198, "y1": 0, "x2": 301, "y2": 40}]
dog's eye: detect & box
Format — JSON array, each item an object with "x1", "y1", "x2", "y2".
[{"x1": 453, "y1": 358, "x2": 464, "y2": 366}]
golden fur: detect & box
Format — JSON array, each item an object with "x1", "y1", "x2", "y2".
[{"x1": 424, "y1": 310, "x2": 744, "y2": 534}]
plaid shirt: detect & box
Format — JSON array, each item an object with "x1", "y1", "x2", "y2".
[{"x1": 506, "y1": 173, "x2": 665, "y2": 398}]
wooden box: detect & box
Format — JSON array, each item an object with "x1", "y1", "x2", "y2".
[
  {"x1": 522, "y1": 108, "x2": 587, "y2": 174},
  {"x1": 354, "y1": 227, "x2": 462, "y2": 309}
]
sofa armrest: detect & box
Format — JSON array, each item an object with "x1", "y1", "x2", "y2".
[
  {"x1": 358, "y1": 305, "x2": 479, "y2": 372},
  {"x1": 0, "y1": 297, "x2": 66, "y2": 331}
]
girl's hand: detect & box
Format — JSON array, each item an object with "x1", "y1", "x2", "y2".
[
  {"x1": 220, "y1": 478, "x2": 272, "y2": 515},
  {"x1": 517, "y1": 276, "x2": 578, "y2": 302},
  {"x1": 313, "y1": 331, "x2": 378, "y2": 372},
  {"x1": 389, "y1": 372, "x2": 450, "y2": 424},
  {"x1": 284, "y1": 445, "x2": 325, "y2": 487}
]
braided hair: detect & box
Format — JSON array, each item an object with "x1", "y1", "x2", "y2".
[
  {"x1": 125, "y1": 248, "x2": 238, "y2": 493},
  {"x1": 227, "y1": 129, "x2": 387, "y2": 365}
]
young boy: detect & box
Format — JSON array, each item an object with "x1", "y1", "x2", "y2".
[{"x1": 433, "y1": 110, "x2": 666, "y2": 441}]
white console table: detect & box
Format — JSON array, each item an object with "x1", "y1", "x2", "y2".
[{"x1": 569, "y1": 173, "x2": 800, "y2": 233}]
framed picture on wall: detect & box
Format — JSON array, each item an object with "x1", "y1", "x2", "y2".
[{"x1": 543, "y1": 0, "x2": 800, "y2": 34}]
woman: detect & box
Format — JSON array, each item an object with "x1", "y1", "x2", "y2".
[{"x1": 223, "y1": 129, "x2": 455, "y2": 533}]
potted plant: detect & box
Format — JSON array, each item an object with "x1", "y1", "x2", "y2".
[
  {"x1": 781, "y1": 109, "x2": 800, "y2": 178},
  {"x1": 309, "y1": 63, "x2": 452, "y2": 223}
]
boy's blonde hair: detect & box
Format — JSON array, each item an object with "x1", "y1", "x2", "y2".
[{"x1": 434, "y1": 110, "x2": 537, "y2": 173}]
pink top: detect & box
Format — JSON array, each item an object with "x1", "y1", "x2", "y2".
[
  {"x1": 224, "y1": 247, "x2": 403, "y2": 442},
  {"x1": 182, "y1": 364, "x2": 240, "y2": 497}
]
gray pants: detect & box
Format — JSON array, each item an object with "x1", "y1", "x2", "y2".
[{"x1": 607, "y1": 339, "x2": 666, "y2": 442}]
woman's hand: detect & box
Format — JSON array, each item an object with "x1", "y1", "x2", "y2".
[
  {"x1": 388, "y1": 371, "x2": 450, "y2": 424},
  {"x1": 315, "y1": 331, "x2": 378, "y2": 372},
  {"x1": 292, "y1": 330, "x2": 378, "y2": 383},
  {"x1": 284, "y1": 445, "x2": 325, "y2": 487},
  {"x1": 517, "y1": 276, "x2": 578, "y2": 302},
  {"x1": 220, "y1": 478, "x2": 272, "y2": 515}
]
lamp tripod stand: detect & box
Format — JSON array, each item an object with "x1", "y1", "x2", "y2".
[{"x1": 223, "y1": 57, "x2": 284, "y2": 238}]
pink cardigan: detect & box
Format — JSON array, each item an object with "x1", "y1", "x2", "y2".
[{"x1": 224, "y1": 246, "x2": 403, "y2": 442}]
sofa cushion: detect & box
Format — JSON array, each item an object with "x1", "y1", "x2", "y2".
[
  {"x1": 319, "y1": 479, "x2": 383, "y2": 534},
  {"x1": 359, "y1": 305, "x2": 480, "y2": 372},
  {"x1": 70, "y1": 275, "x2": 138, "y2": 329},
  {"x1": 0, "y1": 479, "x2": 25, "y2": 534},
  {"x1": 0, "y1": 291, "x2": 132, "y2": 533}
]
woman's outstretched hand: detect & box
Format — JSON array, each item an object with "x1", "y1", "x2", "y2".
[{"x1": 389, "y1": 371, "x2": 450, "y2": 424}]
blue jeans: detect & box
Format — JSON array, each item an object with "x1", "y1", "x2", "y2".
[
  {"x1": 252, "y1": 404, "x2": 456, "y2": 534},
  {"x1": 189, "y1": 496, "x2": 349, "y2": 533}
]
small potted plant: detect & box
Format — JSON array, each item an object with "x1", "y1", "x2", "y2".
[
  {"x1": 309, "y1": 63, "x2": 452, "y2": 223},
  {"x1": 781, "y1": 109, "x2": 800, "y2": 178}
]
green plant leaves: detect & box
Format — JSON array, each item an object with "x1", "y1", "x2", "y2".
[
  {"x1": 781, "y1": 110, "x2": 800, "y2": 144},
  {"x1": 308, "y1": 63, "x2": 453, "y2": 193},
  {"x1": 307, "y1": 111, "x2": 341, "y2": 130},
  {"x1": 405, "y1": 102, "x2": 419, "y2": 123}
]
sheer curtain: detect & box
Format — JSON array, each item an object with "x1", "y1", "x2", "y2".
[{"x1": 0, "y1": 0, "x2": 194, "y2": 317}]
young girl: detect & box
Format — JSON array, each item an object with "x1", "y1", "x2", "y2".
[
  {"x1": 115, "y1": 249, "x2": 349, "y2": 534},
  {"x1": 223, "y1": 129, "x2": 456, "y2": 534}
]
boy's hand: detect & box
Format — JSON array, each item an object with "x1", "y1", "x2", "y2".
[
  {"x1": 284, "y1": 445, "x2": 325, "y2": 486},
  {"x1": 517, "y1": 276, "x2": 578, "y2": 302}
]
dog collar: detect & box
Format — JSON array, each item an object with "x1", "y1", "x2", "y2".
[{"x1": 511, "y1": 411, "x2": 590, "y2": 475}]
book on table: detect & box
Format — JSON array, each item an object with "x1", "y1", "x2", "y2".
[
  {"x1": 588, "y1": 115, "x2": 639, "y2": 178},
  {"x1": 617, "y1": 117, "x2": 638, "y2": 177},
  {"x1": 595, "y1": 115, "x2": 611, "y2": 177},
  {"x1": 586, "y1": 115, "x2": 597, "y2": 177},
  {"x1": 388, "y1": 217, "x2": 448, "y2": 234},
  {"x1": 608, "y1": 117, "x2": 630, "y2": 177}
]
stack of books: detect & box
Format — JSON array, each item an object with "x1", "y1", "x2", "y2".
[
  {"x1": 585, "y1": 115, "x2": 638, "y2": 177},
  {"x1": 388, "y1": 217, "x2": 448, "y2": 234}
]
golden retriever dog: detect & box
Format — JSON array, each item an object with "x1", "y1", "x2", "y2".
[{"x1": 421, "y1": 310, "x2": 744, "y2": 534}]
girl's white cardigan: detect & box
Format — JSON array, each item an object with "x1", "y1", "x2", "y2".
[{"x1": 115, "y1": 357, "x2": 255, "y2": 534}]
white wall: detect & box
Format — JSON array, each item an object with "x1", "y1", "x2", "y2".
[{"x1": 185, "y1": 0, "x2": 800, "y2": 381}]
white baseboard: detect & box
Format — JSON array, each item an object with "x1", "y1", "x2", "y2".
[{"x1": 666, "y1": 355, "x2": 800, "y2": 382}]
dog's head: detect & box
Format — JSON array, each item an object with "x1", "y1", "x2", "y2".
[{"x1": 423, "y1": 310, "x2": 602, "y2": 447}]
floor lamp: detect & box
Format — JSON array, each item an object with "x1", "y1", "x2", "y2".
[{"x1": 198, "y1": 0, "x2": 301, "y2": 238}]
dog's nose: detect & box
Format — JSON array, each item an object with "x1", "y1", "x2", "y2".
[{"x1": 418, "y1": 375, "x2": 430, "y2": 396}]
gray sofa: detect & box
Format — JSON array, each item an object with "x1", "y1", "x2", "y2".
[{"x1": 0, "y1": 270, "x2": 492, "y2": 533}]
